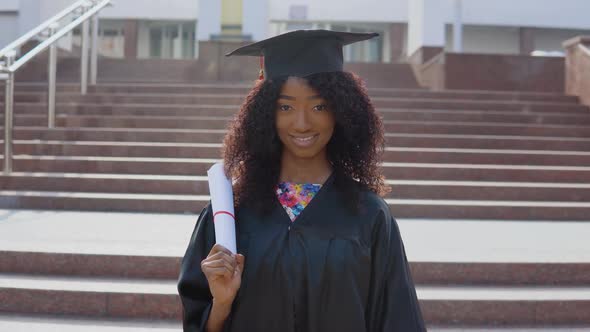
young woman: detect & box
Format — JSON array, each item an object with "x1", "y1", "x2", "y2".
[{"x1": 178, "y1": 30, "x2": 425, "y2": 332}]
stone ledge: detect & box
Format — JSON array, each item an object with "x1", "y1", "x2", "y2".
[{"x1": 563, "y1": 35, "x2": 590, "y2": 49}]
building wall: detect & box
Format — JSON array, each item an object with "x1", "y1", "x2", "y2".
[
  {"x1": 15, "y1": 0, "x2": 39, "y2": 36},
  {"x1": 458, "y1": 0, "x2": 590, "y2": 30},
  {"x1": 38, "y1": 0, "x2": 76, "y2": 21},
  {"x1": 98, "y1": 0, "x2": 198, "y2": 20},
  {"x1": 3, "y1": 0, "x2": 590, "y2": 59},
  {"x1": 270, "y1": 0, "x2": 407, "y2": 22},
  {"x1": 0, "y1": 0, "x2": 19, "y2": 11},
  {"x1": 534, "y1": 28, "x2": 590, "y2": 53},
  {"x1": 221, "y1": 0, "x2": 242, "y2": 30},
  {"x1": 6, "y1": 0, "x2": 590, "y2": 33},
  {"x1": 270, "y1": 0, "x2": 590, "y2": 31},
  {"x1": 446, "y1": 25, "x2": 520, "y2": 54},
  {"x1": 443, "y1": 25, "x2": 590, "y2": 55},
  {"x1": 137, "y1": 21, "x2": 151, "y2": 58},
  {"x1": 0, "y1": 13, "x2": 19, "y2": 49}
]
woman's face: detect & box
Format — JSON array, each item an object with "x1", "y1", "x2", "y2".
[{"x1": 275, "y1": 76, "x2": 335, "y2": 161}]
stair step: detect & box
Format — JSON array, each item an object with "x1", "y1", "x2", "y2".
[
  {"x1": 1, "y1": 212, "x2": 587, "y2": 261},
  {"x1": 14, "y1": 102, "x2": 240, "y2": 117},
  {"x1": 7, "y1": 92, "x2": 588, "y2": 112},
  {"x1": 6, "y1": 95, "x2": 589, "y2": 113},
  {"x1": 0, "y1": 251, "x2": 180, "y2": 280},
  {"x1": 387, "y1": 133, "x2": 590, "y2": 150},
  {"x1": 0, "y1": 274, "x2": 181, "y2": 320},
  {"x1": 7, "y1": 126, "x2": 227, "y2": 143},
  {"x1": 14, "y1": 102, "x2": 589, "y2": 119},
  {"x1": 4, "y1": 155, "x2": 590, "y2": 182},
  {"x1": 11, "y1": 82, "x2": 580, "y2": 103},
  {"x1": 7, "y1": 110, "x2": 590, "y2": 126},
  {"x1": 0, "y1": 190, "x2": 203, "y2": 213},
  {"x1": 2, "y1": 250, "x2": 590, "y2": 285},
  {"x1": 1, "y1": 173, "x2": 590, "y2": 201},
  {"x1": 420, "y1": 287, "x2": 590, "y2": 325},
  {"x1": 420, "y1": 285, "x2": 590, "y2": 301},
  {"x1": 0, "y1": 314, "x2": 181, "y2": 332},
  {"x1": 0, "y1": 209, "x2": 196, "y2": 257},
  {"x1": 8, "y1": 85, "x2": 581, "y2": 103},
  {"x1": 0, "y1": 190, "x2": 589, "y2": 218},
  {"x1": 3, "y1": 155, "x2": 218, "y2": 175},
  {"x1": 5, "y1": 89, "x2": 582, "y2": 104},
  {"x1": 3, "y1": 142, "x2": 590, "y2": 165},
  {"x1": 430, "y1": 327, "x2": 590, "y2": 332},
  {"x1": 381, "y1": 121, "x2": 590, "y2": 137},
  {"x1": 0, "y1": 274, "x2": 176, "y2": 294},
  {"x1": 379, "y1": 109, "x2": 590, "y2": 125},
  {"x1": 6, "y1": 127, "x2": 590, "y2": 151},
  {"x1": 1, "y1": 273, "x2": 589, "y2": 324},
  {"x1": 3, "y1": 120, "x2": 590, "y2": 136}
]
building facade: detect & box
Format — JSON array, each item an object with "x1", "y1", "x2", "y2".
[{"x1": 1, "y1": 0, "x2": 590, "y2": 62}]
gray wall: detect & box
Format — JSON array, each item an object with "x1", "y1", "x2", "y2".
[
  {"x1": 0, "y1": 0, "x2": 20, "y2": 49},
  {"x1": 17, "y1": 0, "x2": 41, "y2": 36},
  {"x1": 0, "y1": 13, "x2": 19, "y2": 49}
]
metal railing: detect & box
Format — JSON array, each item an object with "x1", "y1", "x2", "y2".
[{"x1": 0, "y1": 0, "x2": 112, "y2": 174}]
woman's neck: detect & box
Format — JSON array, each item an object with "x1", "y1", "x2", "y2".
[{"x1": 279, "y1": 151, "x2": 332, "y2": 184}]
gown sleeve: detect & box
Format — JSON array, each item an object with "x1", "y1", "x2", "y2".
[
  {"x1": 177, "y1": 204, "x2": 216, "y2": 332},
  {"x1": 365, "y1": 209, "x2": 426, "y2": 331}
]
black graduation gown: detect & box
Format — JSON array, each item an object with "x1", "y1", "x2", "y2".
[{"x1": 178, "y1": 175, "x2": 425, "y2": 332}]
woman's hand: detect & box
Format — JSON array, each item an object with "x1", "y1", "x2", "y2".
[{"x1": 201, "y1": 244, "x2": 245, "y2": 306}]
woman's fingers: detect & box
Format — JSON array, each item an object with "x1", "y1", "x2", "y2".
[
  {"x1": 204, "y1": 251, "x2": 236, "y2": 267},
  {"x1": 202, "y1": 245, "x2": 245, "y2": 281},
  {"x1": 202, "y1": 253, "x2": 239, "y2": 282},
  {"x1": 209, "y1": 244, "x2": 233, "y2": 256},
  {"x1": 202, "y1": 258, "x2": 234, "y2": 273},
  {"x1": 204, "y1": 266, "x2": 234, "y2": 279},
  {"x1": 202, "y1": 253, "x2": 235, "y2": 268},
  {"x1": 202, "y1": 251, "x2": 236, "y2": 276},
  {"x1": 235, "y1": 254, "x2": 245, "y2": 276}
]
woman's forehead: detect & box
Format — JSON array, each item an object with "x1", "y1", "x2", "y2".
[{"x1": 279, "y1": 77, "x2": 322, "y2": 98}]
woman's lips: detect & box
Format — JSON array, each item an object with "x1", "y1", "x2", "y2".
[{"x1": 290, "y1": 134, "x2": 319, "y2": 148}]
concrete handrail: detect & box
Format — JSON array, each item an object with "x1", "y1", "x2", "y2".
[
  {"x1": 578, "y1": 43, "x2": 590, "y2": 57},
  {"x1": 563, "y1": 35, "x2": 590, "y2": 110}
]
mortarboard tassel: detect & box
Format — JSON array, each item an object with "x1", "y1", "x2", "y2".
[{"x1": 259, "y1": 56, "x2": 264, "y2": 80}]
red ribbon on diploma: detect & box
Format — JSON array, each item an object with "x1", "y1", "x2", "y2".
[{"x1": 213, "y1": 210, "x2": 235, "y2": 222}]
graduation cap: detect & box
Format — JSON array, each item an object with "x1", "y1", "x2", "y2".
[{"x1": 226, "y1": 29, "x2": 379, "y2": 80}]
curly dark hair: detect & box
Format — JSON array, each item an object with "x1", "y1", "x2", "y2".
[{"x1": 222, "y1": 71, "x2": 389, "y2": 215}]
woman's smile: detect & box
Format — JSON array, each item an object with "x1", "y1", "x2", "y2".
[{"x1": 290, "y1": 134, "x2": 319, "y2": 148}]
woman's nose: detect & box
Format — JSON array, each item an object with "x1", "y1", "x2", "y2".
[{"x1": 292, "y1": 109, "x2": 311, "y2": 132}]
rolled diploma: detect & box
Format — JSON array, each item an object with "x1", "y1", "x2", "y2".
[{"x1": 207, "y1": 162, "x2": 237, "y2": 254}]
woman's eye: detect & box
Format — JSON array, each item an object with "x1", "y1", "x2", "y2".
[
  {"x1": 313, "y1": 104, "x2": 327, "y2": 112},
  {"x1": 278, "y1": 104, "x2": 291, "y2": 112}
]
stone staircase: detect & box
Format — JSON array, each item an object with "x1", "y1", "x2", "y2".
[
  {"x1": 1, "y1": 82, "x2": 590, "y2": 330},
  {"x1": 1, "y1": 82, "x2": 590, "y2": 219}
]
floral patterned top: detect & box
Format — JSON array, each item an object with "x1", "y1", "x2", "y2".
[{"x1": 276, "y1": 182, "x2": 322, "y2": 222}]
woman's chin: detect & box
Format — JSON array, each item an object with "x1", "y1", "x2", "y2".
[{"x1": 285, "y1": 145, "x2": 325, "y2": 160}]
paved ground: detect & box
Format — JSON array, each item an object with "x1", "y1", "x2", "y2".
[
  {"x1": 431, "y1": 328, "x2": 590, "y2": 332},
  {"x1": 1, "y1": 209, "x2": 590, "y2": 262},
  {"x1": 1, "y1": 315, "x2": 589, "y2": 332},
  {"x1": 0, "y1": 315, "x2": 180, "y2": 332},
  {"x1": 0, "y1": 209, "x2": 195, "y2": 257}
]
